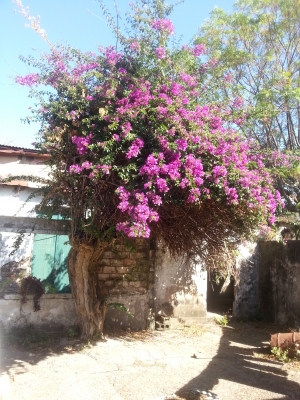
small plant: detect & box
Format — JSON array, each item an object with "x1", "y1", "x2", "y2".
[
  {"x1": 3, "y1": 324, "x2": 51, "y2": 350},
  {"x1": 19, "y1": 276, "x2": 45, "y2": 311},
  {"x1": 0, "y1": 278, "x2": 12, "y2": 297},
  {"x1": 271, "y1": 346, "x2": 290, "y2": 362},
  {"x1": 43, "y1": 282, "x2": 58, "y2": 294},
  {"x1": 108, "y1": 302, "x2": 134, "y2": 318},
  {"x1": 67, "y1": 326, "x2": 79, "y2": 339},
  {"x1": 214, "y1": 315, "x2": 228, "y2": 327}
]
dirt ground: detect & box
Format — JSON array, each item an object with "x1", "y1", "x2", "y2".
[{"x1": 1, "y1": 320, "x2": 300, "y2": 400}]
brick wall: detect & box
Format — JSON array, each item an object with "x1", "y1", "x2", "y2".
[{"x1": 97, "y1": 238, "x2": 155, "y2": 299}]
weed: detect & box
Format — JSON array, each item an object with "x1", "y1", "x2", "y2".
[
  {"x1": 3, "y1": 324, "x2": 52, "y2": 350},
  {"x1": 43, "y1": 282, "x2": 58, "y2": 294},
  {"x1": 108, "y1": 302, "x2": 134, "y2": 318},
  {"x1": 271, "y1": 346, "x2": 290, "y2": 362},
  {"x1": 271, "y1": 346, "x2": 300, "y2": 363},
  {"x1": 214, "y1": 315, "x2": 228, "y2": 327},
  {"x1": 66, "y1": 325, "x2": 79, "y2": 339},
  {"x1": 0, "y1": 278, "x2": 12, "y2": 297}
]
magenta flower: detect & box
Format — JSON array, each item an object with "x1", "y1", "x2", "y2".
[
  {"x1": 15, "y1": 73, "x2": 40, "y2": 87},
  {"x1": 155, "y1": 47, "x2": 166, "y2": 59},
  {"x1": 151, "y1": 19, "x2": 174, "y2": 35},
  {"x1": 72, "y1": 134, "x2": 93, "y2": 155},
  {"x1": 129, "y1": 42, "x2": 141, "y2": 52},
  {"x1": 126, "y1": 138, "x2": 144, "y2": 159},
  {"x1": 155, "y1": 178, "x2": 169, "y2": 192},
  {"x1": 189, "y1": 44, "x2": 206, "y2": 57}
]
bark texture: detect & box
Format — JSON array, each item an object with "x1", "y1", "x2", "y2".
[{"x1": 67, "y1": 240, "x2": 108, "y2": 339}]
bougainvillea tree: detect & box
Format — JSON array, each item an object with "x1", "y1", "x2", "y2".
[{"x1": 14, "y1": 0, "x2": 284, "y2": 338}]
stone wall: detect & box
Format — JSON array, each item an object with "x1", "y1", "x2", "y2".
[
  {"x1": 96, "y1": 238, "x2": 155, "y2": 330},
  {"x1": 97, "y1": 239, "x2": 154, "y2": 298}
]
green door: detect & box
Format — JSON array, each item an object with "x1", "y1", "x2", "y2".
[{"x1": 31, "y1": 234, "x2": 71, "y2": 293}]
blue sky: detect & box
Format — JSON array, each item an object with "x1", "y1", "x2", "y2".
[{"x1": 0, "y1": 0, "x2": 234, "y2": 148}]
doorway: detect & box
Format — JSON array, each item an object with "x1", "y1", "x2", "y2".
[{"x1": 207, "y1": 273, "x2": 234, "y2": 314}]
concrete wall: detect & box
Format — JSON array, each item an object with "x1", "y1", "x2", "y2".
[
  {"x1": 105, "y1": 294, "x2": 150, "y2": 331},
  {"x1": 259, "y1": 241, "x2": 300, "y2": 327},
  {"x1": 154, "y1": 243, "x2": 207, "y2": 324},
  {"x1": 0, "y1": 293, "x2": 148, "y2": 331},
  {"x1": 0, "y1": 215, "x2": 70, "y2": 234},
  {"x1": 233, "y1": 242, "x2": 259, "y2": 319},
  {"x1": 0, "y1": 294, "x2": 76, "y2": 329},
  {"x1": 0, "y1": 185, "x2": 42, "y2": 218}
]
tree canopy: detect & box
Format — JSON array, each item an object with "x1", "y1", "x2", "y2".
[
  {"x1": 11, "y1": 0, "x2": 287, "y2": 337},
  {"x1": 14, "y1": 0, "x2": 284, "y2": 262},
  {"x1": 197, "y1": 0, "x2": 300, "y2": 211}
]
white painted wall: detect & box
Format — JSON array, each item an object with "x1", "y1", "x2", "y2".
[
  {"x1": 0, "y1": 294, "x2": 76, "y2": 329},
  {"x1": 0, "y1": 153, "x2": 47, "y2": 217},
  {"x1": 0, "y1": 186, "x2": 43, "y2": 217},
  {"x1": 0, "y1": 154, "x2": 49, "y2": 186},
  {"x1": 154, "y1": 243, "x2": 207, "y2": 324},
  {"x1": 0, "y1": 232, "x2": 34, "y2": 277}
]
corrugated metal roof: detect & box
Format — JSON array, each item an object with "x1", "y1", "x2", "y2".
[
  {"x1": 0, "y1": 144, "x2": 49, "y2": 158},
  {"x1": 0, "y1": 144, "x2": 37, "y2": 152}
]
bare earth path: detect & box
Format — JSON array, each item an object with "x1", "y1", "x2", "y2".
[{"x1": 1, "y1": 321, "x2": 300, "y2": 400}]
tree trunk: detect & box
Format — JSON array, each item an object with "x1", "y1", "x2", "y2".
[{"x1": 67, "y1": 239, "x2": 108, "y2": 339}]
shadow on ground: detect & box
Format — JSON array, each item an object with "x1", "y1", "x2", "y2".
[
  {"x1": 176, "y1": 321, "x2": 300, "y2": 400},
  {"x1": 1, "y1": 321, "x2": 300, "y2": 400}
]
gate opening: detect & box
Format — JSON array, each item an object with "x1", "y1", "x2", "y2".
[{"x1": 207, "y1": 273, "x2": 234, "y2": 314}]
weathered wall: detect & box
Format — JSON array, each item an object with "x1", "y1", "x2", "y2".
[
  {"x1": 0, "y1": 152, "x2": 49, "y2": 187},
  {"x1": 259, "y1": 241, "x2": 300, "y2": 327},
  {"x1": 0, "y1": 186, "x2": 43, "y2": 217},
  {"x1": 0, "y1": 232, "x2": 33, "y2": 274},
  {"x1": 0, "y1": 294, "x2": 76, "y2": 329},
  {"x1": 105, "y1": 294, "x2": 150, "y2": 331},
  {"x1": 97, "y1": 239, "x2": 154, "y2": 298},
  {"x1": 233, "y1": 242, "x2": 259, "y2": 319},
  {"x1": 96, "y1": 239, "x2": 155, "y2": 330},
  {"x1": 0, "y1": 237, "x2": 154, "y2": 330},
  {"x1": 0, "y1": 293, "x2": 149, "y2": 331},
  {"x1": 0, "y1": 216, "x2": 70, "y2": 234},
  {"x1": 0, "y1": 231, "x2": 34, "y2": 298},
  {"x1": 0, "y1": 154, "x2": 155, "y2": 330},
  {"x1": 154, "y1": 243, "x2": 207, "y2": 324}
]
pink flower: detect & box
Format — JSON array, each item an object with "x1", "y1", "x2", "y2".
[
  {"x1": 15, "y1": 73, "x2": 40, "y2": 87},
  {"x1": 130, "y1": 42, "x2": 141, "y2": 52},
  {"x1": 155, "y1": 178, "x2": 169, "y2": 192},
  {"x1": 126, "y1": 138, "x2": 144, "y2": 159},
  {"x1": 72, "y1": 134, "x2": 93, "y2": 155},
  {"x1": 151, "y1": 19, "x2": 174, "y2": 35},
  {"x1": 189, "y1": 44, "x2": 206, "y2": 57},
  {"x1": 155, "y1": 47, "x2": 166, "y2": 59}
]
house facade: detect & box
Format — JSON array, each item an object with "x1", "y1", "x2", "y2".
[
  {"x1": 3, "y1": 145, "x2": 298, "y2": 330},
  {"x1": 0, "y1": 145, "x2": 207, "y2": 331}
]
